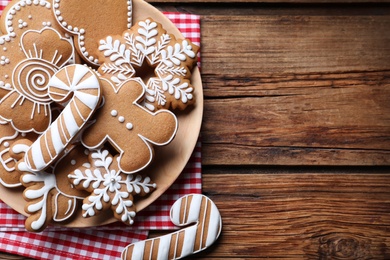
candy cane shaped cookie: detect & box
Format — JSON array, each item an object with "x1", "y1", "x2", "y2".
[
  {"x1": 122, "y1": 194, "x2": 222, "y2": 260},
  {"x1": 24, "y1": 64, "x2": 101, "y2": 171}
]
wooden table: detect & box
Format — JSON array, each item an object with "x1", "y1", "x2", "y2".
[{"x1": 2, "y1": 0, "x2": 390, "y2": 259}]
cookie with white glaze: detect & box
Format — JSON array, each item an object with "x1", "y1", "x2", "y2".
[
  {"x1": 52, "y1": 0, "x2": 132, "y2": 66},
  {"x1": 0, "y1": 0, "x2": 72, "y2": 99},
  {"x1": 68, "y1": 148, "x2": 156, "y2": 225},
  {"x1": 122, "y1": 194, "x2": 222, "y2": 259},
  {"x1": 0, "y1": 121, "x2": 37, "y2": 187},
  {"x1": 13, "y1": 142, "x2": 89, "y2": 232},
  {"x1": 0, "y1": 27, "x2": 75, "y2": 134},
  {"x1": 81, "y1": 78, "x2": 178, "y2": 174},
  {"x1": 98, "y1": 18, "x2": 199, "y2": 111}
]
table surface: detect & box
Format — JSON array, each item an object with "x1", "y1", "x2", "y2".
[{"x1": 2, "y1": 0, "x2": 390, "y2": 259}]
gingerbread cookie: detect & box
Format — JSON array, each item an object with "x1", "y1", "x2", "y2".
[
  {"x1": 98, "y1": 18, "x2": 199, "y2": 111},
  {"x1": 52, "y1": 0, "x2": 132, "y2": 66},
  {"x1": 68, "y1": 148, "x2": 156, "y2": 225},
  {"x1": 13, "y1": 142, "x2": 89, "y2": 232},
  {"x1": 0, "y1": 121, "x2": 37, "y2": 187},
  {"x1": 0, "y1": 27, "x2": 74, "y2": 134},
  {"x1": 122, "y1": 194, "x2": 222, "y2": 260},
  {"x1": 0, "y1": 0, "x2": 71, "y2": 99},
  {"x1": 81, "y1": 78, "x2": 178, "y2": 174},
  {"x1": 23, "y1": 64, "x2": 102, "y2": 172}
]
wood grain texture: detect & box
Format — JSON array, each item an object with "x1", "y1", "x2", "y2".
[
  {"x1": 199, "y1": 12, "x2": 390, "y2": 166},
  {"x1": 195, "y1": 172, "x2": 390, "y2": 259}
]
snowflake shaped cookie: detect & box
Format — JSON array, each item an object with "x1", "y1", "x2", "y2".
[
  {"x1": 68, "y1": 149, "x2": 156, "y2": 225},
  {"x1": 98, "y1": 18, "x2": 199, "y2": 111}
]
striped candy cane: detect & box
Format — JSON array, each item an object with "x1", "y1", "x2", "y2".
[
  {"x1": 24, "y1": 64, "x2": 101, "y2": 171},
  {"x1": 122, "y1": 194, "x2": 222, "y2": 260}
]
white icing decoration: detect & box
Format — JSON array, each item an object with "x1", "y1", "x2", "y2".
[
  {"x1": 126, "y1": 123, "x2": 133, "y2": 130},
  {"x1": 1, "y1": 0, "x2": 50, "y2": 38},
  {"x1": 0, "y1": 27, "x2": 76, "y2": 134},
  {"x1": 111, "y1": 109, "x2": 118, "y2": 117},
  {"x1": 98, "y1": 19, "x2": 197, "y2": 111},
  {"x1": 121, "y1": 194, "x2": 222, "y2": 260},
  {"x1": 80, "y1": 78, "x2": 178, "y2": 174},
  {"x1": 24, "y1": 64, "x2": 101, "y2": 171},
  {"x1": 52, "y1": 0, "x2": 132, "y2": 66},
  {"x1": 118, "y1": 116, "x2": 125, "y2": 123},
  {"x1": 17, "y1": 146, "x2": 87, "y2": 231},
  {"x1": 68, "y1": 149, "x2": 155, "y2": 224},
  {"x1": 0, "y1": 130, "x2": 22, "y2": 188}
]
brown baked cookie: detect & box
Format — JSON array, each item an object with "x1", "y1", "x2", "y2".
[
  {"x1": 68, "y1": 148, "x2": 156, "y2": 225},
  {"x1": 52, "y1": 0, "x2": 132, "y2": 66},
  {"x1": 98, "y1": 18, "x2": 199, "y2": 111},
  {"x1": 0, "y1": 0, "x2": 70, "y2": 99},
  {"x1": 121, "y1": 194, "x2": 222, "y2": 260},
  {"x1": 0, "y1": 27, "x2": 74, "y2": 134},
  {"x1": 22, "y1": 64, "x2": 102, "y2": 172},
  {"x1": 81, "y1": 78, "x2": 178, "y2": 174},
  {"x1": 13, "y1": 142, "x2": 89, "y2": 232},
  {"x1": 0, "y1": 121, "x2": 37, "y2": 187}
]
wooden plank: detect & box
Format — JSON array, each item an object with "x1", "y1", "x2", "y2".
[
  {"x1": 156, "y1": 4, "x2": 390, "y2": 16},
  {"x1": 200, "y1": 15, "x2": 390, "y2": 75},
  {"x1": 190, "y1": 172, "x2": 390, "y2": 258},
  {"x1": 199, "y1": 14, "x2": 390, "y2": 166},
  {"x1": 0, "y1": 253, "x2": 30, "y2": 260},
  {"x1": 201, "y1": 74, "x2": 390, "y2": 165}
]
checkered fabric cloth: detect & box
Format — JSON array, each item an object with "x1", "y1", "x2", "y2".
[{"x1": 0, "y1": 2, "x2": 202, "y2": 259}]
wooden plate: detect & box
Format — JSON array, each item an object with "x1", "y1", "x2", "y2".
[{"x1": 0, "y1": 0, "x2": 203, "y2": 227}]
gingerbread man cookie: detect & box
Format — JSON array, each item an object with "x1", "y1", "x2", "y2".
[
  {"x1": 68, "y1": 148, "x2": 156, "y2": 225},
  {"x1": 81, "y1": 78, "x2": 178, "y2": 174},
  {"x1": 52, "y1": 0, "x2": 132, "y2": 66},
  {"x1": 98, "y1": 18, "x2": 199, "y2": 111}
]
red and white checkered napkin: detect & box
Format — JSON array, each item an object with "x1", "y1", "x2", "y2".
[{"x1": 0, "y1": 4, "x2": 202, "y2": 259}]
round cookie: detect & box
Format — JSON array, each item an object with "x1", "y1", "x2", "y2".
[
  {"x1": 52, "y1": 0, "x2": 132, "y2": 66},
  {"x1": 97, "y1": 18, "x2": 199, "y2": 111}
]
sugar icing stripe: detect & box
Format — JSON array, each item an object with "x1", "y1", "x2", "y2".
[
  {"x1": 24, "y1": 65, "x2": 101, "y2": 171},
  {"x1": 121, "y1": 194, "x2": 222, "y2": 260}
]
